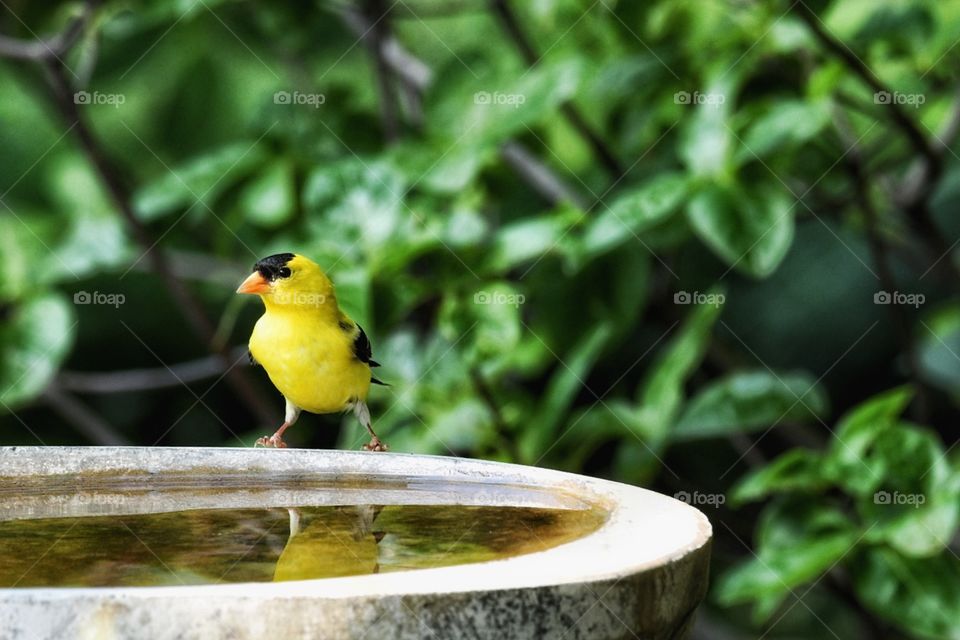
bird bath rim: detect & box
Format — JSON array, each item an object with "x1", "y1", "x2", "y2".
[{"x1": 0, "y1": 446, "x2": 710, "y2": 598}]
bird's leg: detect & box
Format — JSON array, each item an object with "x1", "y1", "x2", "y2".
[
  {"x1": 256, "y1": 399, "x2": 301, "y2": 448},
  {"x1": 354, "y1": 401, "x2": 388, "y2": 452}
]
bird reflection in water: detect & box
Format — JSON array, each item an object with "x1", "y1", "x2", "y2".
[{"x1": 273, "y1": 505, "x2": 385, "y2": 581}]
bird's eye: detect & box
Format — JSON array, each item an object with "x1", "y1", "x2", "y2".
[{"x1": 278, "y1": 267, "x2": 291, "y2": 278}]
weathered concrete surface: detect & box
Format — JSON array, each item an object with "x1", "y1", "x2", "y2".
[{"x1": 0, "y1": 447, "x2": 712, "y2": 639}]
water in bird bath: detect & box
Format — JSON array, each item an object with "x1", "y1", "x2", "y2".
[{"x1": 0, "y1": 480, "x2": 607, "y2": 588}]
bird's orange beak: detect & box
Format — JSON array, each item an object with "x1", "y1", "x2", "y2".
[{"x1": 236, "y1": 271, "x2": 270, "y2": 294}]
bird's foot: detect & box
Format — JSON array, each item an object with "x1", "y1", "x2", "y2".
[
  {"x1": 255, "y1": 434, "x2": 288, "y2": 448},
  {"x1": 362, "y1": 437, "x2": 388, "y2": 452}
]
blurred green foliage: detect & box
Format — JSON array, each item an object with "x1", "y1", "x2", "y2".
[{"x1": 1, "y1": 0, "x2": 959, "y2": 637}]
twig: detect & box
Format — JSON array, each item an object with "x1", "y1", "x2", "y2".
[
  {"x1": 489, "y1": 0, "x2": 625, "y2": 180},
  {"x1": 795, "y1": 2, "x2": 937, "y2": 172},
  {"x1": 500, "y1": 142, "x2": 587, "y2": 207},
  {"x1": 337, "y1": 4, "x2": 589, "y2": 207},
  {"x1": 38, "y1": 60, "x2": 275, "y2": 426},
  {"x1": 0, "y1": 5, "x2": 93, "y2": 61},
  {"x1": 469, "y1": 367, "x2": 521, "y2": 460},
  {"x1": 834, "y1": 108, "x2": 929, "y2": 420},
  {"x1": 57, "y1": 346, "x2": 249, "y2": 394},
  {"x1": 897, "y1": 84, "x2": 960, "y2": 206},
  {"x1": 364, "y1": 0, "x2": 401, "y2": 142},
  {"x1": 127, "y1": 249, "x2": 248, "y2": 286},
  {"x1": 798, "y1": 3, "x2": 960, "y2": 279},
  {"x1": 338, "y1": 5, "x2": 432, "y2": 90},
  {"x1": 0, "y1": 8, "x2": 276, "y2": 427},
  {"x1": 43, "y1": 384, "x2": 131, "y2": 445}
]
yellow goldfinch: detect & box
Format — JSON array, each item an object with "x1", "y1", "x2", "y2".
[{"x1": 236, "y1": 253, "x2": 387, "y2": 450}]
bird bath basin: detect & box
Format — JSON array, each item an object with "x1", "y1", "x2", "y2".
[{"x1": 0, "y1": 447, "x2": 711, "y2": 639}]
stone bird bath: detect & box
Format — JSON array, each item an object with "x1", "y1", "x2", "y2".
[{"x1": 0, "y1": 447, "x2": 711, "y2": 639}]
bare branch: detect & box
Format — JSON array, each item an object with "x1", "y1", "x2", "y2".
[
  {"x1": 58, "y1": 346, "x2": 249, "y2": 394},
  {"x1": 337, "y1": 4, "x2": 589, "y2": 207},
  {"x1": 364, "y1": 0, "x2": 401, "y2": 142},
  {"x1": 469, "y1": 367, "x2": 521, "y2": 461},
  {"x1": 898, "y1": 85, "x2": 960, "y2": 207},
  {"x1": 797, "y1": 4, "x2": 960, "y2": 279},
  {"x1": 43, "y1": 384, "x2": 131, "y2": 445},
  {"x1": 38, "y1": 60, "x2": 276, "y2": 426},
  {"x1": 500, "y1": 142, "x2": 587, "y2": 207},
  {"x1": 0, "y1": 5, "x2": 92, "y2": 61},
  {"x1": 834, "y1": 107, "x2": 930, "y2": 419},
  {"x1": 338, "y1": 6, "x2": 433, "y2": 90},
  {"x1": 796, "y1": 3, "x2": 938, "y2": 173},
  {"x1": 490, "y1": 0, "x2": 625, "y2": 179},
  {"x1": 0, "y1": 8, "x2": 276, "y2": 427}
]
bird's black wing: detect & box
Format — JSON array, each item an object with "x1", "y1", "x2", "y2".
[
  {"x1": 352, "y1": 325, "x2": 382, "y2": 367},
  {"x1": 352, "y1": 325, "x2": 388, "y2": 385}
]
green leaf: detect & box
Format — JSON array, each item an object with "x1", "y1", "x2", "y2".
[
  {"x1": 612, "y1": 293, "x2": 724, "y2": 483},
  {"x1": 0, "y1": 294, "x2": 75, "y2": 410},
  {"x1": 240, "y1": 159, "x2": 295, "y2": 227},
  {"x1": 737, "y1": 99, "x2": 831, "y2": 162},
  {"x1": 832, "y1": 386, "x2": 913, "y2": 446},
  {"x1": 430, "y1": 57, "x2": 584, "y2": 147},
  {"x1": 387, "y1": 397, "x2": 494, "y2": 455},
  {"x1": 581, "y1": 172, "x2": 689, "y2": 258},
  {"x1": 679, "y1": 78, "x2": 735, "y2": 176},
  {"x1": 636, "y1": 291, "x2": 725, "y2": 439},
  {"x1": 332, "y1": 266, "x2": 372, "y2": 328},
  {"x1": 489, "y1": 210, "x2": 578, "y2": 271},
  {"x1": 916, "y1": 303, "x2": 960, "y2": 396},
  {"x1": 518, "y1": 322, "x2": 614, "y2": 463},
  {"x1": 731, "y1": 448, "x2": 828, "y2": 504},
  {"x1": 47, "y1": 155, "x2": 130, "y2": 275},
  {"x1": 718, "y1": 530, "x2": 857, "y2": 621},
  {"x1": 673, "y1": 370, "x2": 828, "y2": 440},
  {"x1": 824, "y1": 386, "x2": 914, "y2": 496},
  {"x1": 0, "y1": 203, "x2": 126, "y2": 295},
  {"x1": 717, "y1": 498, "x2": 860, "y2": 622},
  {"x1": 686, "y1": 183, "x2": 794, "y2": 278},
  {"x1": 302, "y1": 158, "x2": 408, "y2": 258},
  {"x1": 853, "y1": 549, "x2": 960, "y2": 640},
  {"x1": 0, "y1": 217, "x2": 32, "y2": 301},
  {"x1": 440, "y1": 282, "x2": 525, "y2": 368},
  {"x1": 858, "y1": 426, "x2": 959, "y2": 557},
  {"x1": 133, "y1": 142, "x2": 267, "y2": 221},
  {"x1": 556, "y1": 400, "x2": 649, "y2": 470},
  {"x1": 416, "y1": 143, "x2": 492, "y2": 194}
]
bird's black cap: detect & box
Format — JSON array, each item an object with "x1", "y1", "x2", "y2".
[{"x1": 254, "y1": 253, "x2": 295, "y2": 281}]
